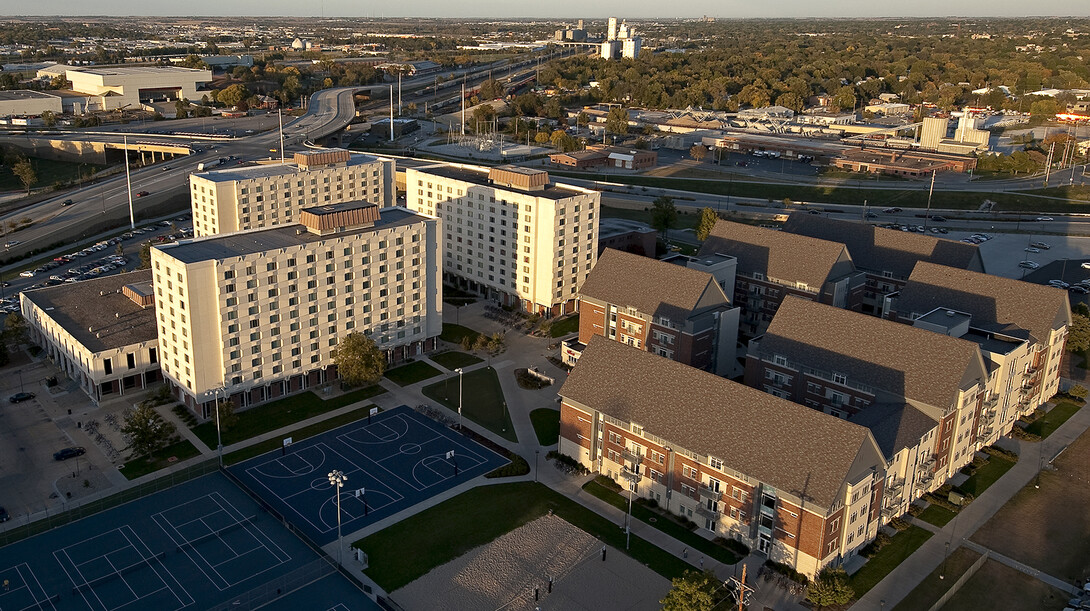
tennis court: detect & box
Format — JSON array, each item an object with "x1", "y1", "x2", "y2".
[
  {"x1": 228, "y1": 405, "x2": 508, "y2": 545},
  {"x1": 0, "y1": 473, "x2": 378, "y2": 611}
]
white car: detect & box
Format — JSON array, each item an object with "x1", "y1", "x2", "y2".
[
  {"x1": 1037, "y1": 217, "x2": 1054, "y2": 222},
  {"x1": 1082, "y1": 262, "x2": 1090, "y2": 270},
  {"x1": 4, "y1": 240, "x2": 20, "y2": 248},
  {"x1": 1025, "y1": 247, "x2": 1041, "y2": 253}
]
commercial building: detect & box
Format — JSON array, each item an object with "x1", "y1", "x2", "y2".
[
  {"x1": 780, "y1": 214, "x2": 983, "y2": 316},
  {"x1": 564, "y1": 248, "x2": 739, "y2": 374},
  {"x1": 404, "y1": 163, "x2": 599, "y2": 316},
  {"x1": 600, "y1": 17, "x2": 642, "y2": 60},
  {"x1": 61, "y1": 65, "x2": 212, "y2": 112},
  {"x1": 596, "y1": 217, "x2": 656, "y2": 257},
  {"x1": 559, "y1": 337, "x2": 887, "y2": 577},
  {"x1": 189, "y1": 149, "x2": 395, "y2": 237},
  {"x1": 0, "y1": 90, "x2": 62, "y2": 117},
  {"x1": 831, "y1": 149, "x2": 978, "y2": 177},
  {"x1": 151, "y1": 202, "x2": 441, "y2": 416},
  {"x1": 21, "y1": 270, "x2": 162, "y2": 404},
  {"x1": 698, "y1": 220, "x2": 865, "y2": 336},
  {"x1": 919, "y1": 115, "x2": 990, "y2": 155},
  {"x1": 548, "y1": 146, "x2": 657, "y2": 170}
]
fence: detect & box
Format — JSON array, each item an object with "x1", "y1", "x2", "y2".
[
  {"x1": 0, "y1": 458, "x2": 218, "y2": 548},
  {"x1": 926, "y1": 550, "x2": 990, "y2": 611},
  {"x1": 204, "y1": 557, "x2": 337, "y2": 611}
]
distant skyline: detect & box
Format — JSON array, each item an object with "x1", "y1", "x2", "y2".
[{"x1": 9, "y1": 0, "x2": 1090, "y2": 19}]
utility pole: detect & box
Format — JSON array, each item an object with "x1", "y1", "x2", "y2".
[
  {"x1": 1044, "y1": 142, "x2": 1055, "y2": 186},
  {"x1": 123, "y1": 135, "x2": 134, "y2": 229},
  {"x1": 923, "y1": 171, "x2": 936, "y2": 232},
  {"x1": 278, "y1": 109, "x2": 285, "y2": 164},
  {"x1": 461, "y1": 83, "x2": 466, "y2": 137},
  {"x1": 389, "y1": 85, "x2": 394, "y2": 142}
]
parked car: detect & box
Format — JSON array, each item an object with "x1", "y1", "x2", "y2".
[
  {"x1": 1031, "y1": 242, "x2": 1051, "y2": 249},
  {"x1": 1082, "y1": 262, "x2": 1090, "y2": 270},
  {"x1": 1019, "y1": 261, "x2": 1040, "y2": 269},
  {"x1": 883, "y1": 207, "x2": 903, "y2": 213},
  {"x1": 53, "y1": 447, "x2": 85, "y2": 461},
  {"x1": 0, "y1": 506, "x2": 9, "y2": 522},
  {"x1": 1025, "y1": 247, "x2": 1041, "y2": 253},
  {"x1": 1049, "y1": 280, "x2": 1070, "y2": 289},
  {"x1": 8, "y1": 392, "x2": 35, "y2": 403},
  {"x1": 1070, "y1": 285, "x2": 1089, "y2": 295}
]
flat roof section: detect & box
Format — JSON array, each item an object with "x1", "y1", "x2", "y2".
[
  {"x1": 0, "y1": 90, "x2": 61, "y2": 101},
  {"x1": 196, "y1": 153, "x2": 384, "y2": 183},
  {"x1": 159, "y1": 206, "x2": 427, "y2": 264},
  {"x1": 71, "y1": 65, "x2": 210, "y2": 77},
  {"x1": 411, "y1": 164, "x2": 590, "y2": 201},
  {"x1": 22, "y1": 270, "x2": 157, "y2": 353}
]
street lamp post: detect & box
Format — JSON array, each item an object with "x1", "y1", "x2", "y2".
[
  {"x1": 455, "y1": 368, "x2": 464, "y2": 429},
  {"x1": 214, "y1": 386, "x2": 226, "y2": 466},
  {"x1": 328, "y1": 469, "x2": 347, "y2": 566},
  {"x1": 535, "y1": 450, "x2": 540, "y2": 483}
]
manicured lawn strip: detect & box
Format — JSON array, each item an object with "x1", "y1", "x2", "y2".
[
  {"x1": 892, "y1": 547, "x2": 981, "y2": 611},
  {"x1": 223, "y1": 405, "x2": 378, "y2": 466},
  {"x1": 549, "y1": 314, "x2": 580, "y2": 337},
  {"x1": 422, "y1": 367, "x2": 516, "y2": 442},
  {"x1": 429, "y1": 351, "x2": 483, "y2": 370},
  {"x1": 530, "y1": 408, "x2": 560, "y2": 446},
  {"x1": 192, "y1": 385, "x2": 385, "y2": 448},
  {"x1": 848, "y1": 526, "x2": 933, "y2": 597},
  {"x1": 1024, "y1": 400, "x2": 1083, "y2": 439},
  {"x1": 440, "y1": 323, "x2": 481, "y2": 344},
  {"x1": 119, "y1": 439, "x2": 202, "y2": 480},
  {"x1": 582, "y1": 479, "x2": 742, "y2": 565},
  {"x1": 959, "y1": 456, "x2": 1016, "y2": 498},
  {"x1": 354, "y1": 482, "x2": 690, "y2": 591},
  {"x1": 384, "y1": 361, "x2": 442, "y2": 386},
  {"x1": 917, "y1": 504, "x2": 957, "y2": 528}
]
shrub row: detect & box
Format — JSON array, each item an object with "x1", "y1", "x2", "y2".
[
  {"x1": 859, "y1": 532, "x2": 892, "y2": 558},
  {"x1": 764, "y1": 560, "x2": 809, "y2": 585},
  {"x1": 981, "y1": 444, "x2": 1019, "y2": 462},
  {"x1": 713, "y1": 536, "x2": 751, "y2": 557},
  {"x1": 546, "y1": 450, "x2": 591, "y2": 475}
]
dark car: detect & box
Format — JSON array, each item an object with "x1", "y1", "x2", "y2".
[
  {"x1": 61, "y1": 199, "x2": 74, "y2": 206},
  {"x1": 136, "y1": 191, "x2": 150, "y2": 197},
  {"x1": 931, "y1": 215, "x2": 947, "y2": 222},
  {"x1": 0, "y1": 506, "x2": 9, "y2": 522},
  {"x1": 53, "y1": 447, "x2": 86, "y2": 461},
  {"x1": 865, "y1": 212, "x2": 878, "y2": 218},
  {"x1": 8, "y1": 392, "x2": 35, "y2": 403}
]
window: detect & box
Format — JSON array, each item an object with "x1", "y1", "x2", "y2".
[
  {"x1": 103, "y1": 358, "x2": 113, "y2": 375},
  {"x1": 126, "y1": 353, "x2": 136, "y2": 369}
]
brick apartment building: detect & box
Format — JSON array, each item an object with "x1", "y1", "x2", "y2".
[
  {"x1": 562, "y1": 248, "x2": 740, "y2": 375},
  {"x1": 745, "y1": 297, "x2": 992, "y2": 517},
  {"x1": 698, "y1": 220, "x2": 866, "y2": 336},
  {"x1": 888, "y1": 262, "x2": 1070, "y2": 432},
  {"x1": 559, "y1": 337, "x2": 887, "y2": 577},
  {"x1": 780, "y1": 214, "x2": 983, "y2": 316}
]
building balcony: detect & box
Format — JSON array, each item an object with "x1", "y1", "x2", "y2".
[
  {"x1": 984, "y1": 396, "x2": 999, "y2": 408},
  {"x1": 698, "y1": 485, "x2": 723, "y2": 501},
  {"x1": 881, "y1": 505, "x2": 898, "y2": 520},
  {"x1": 1022, "y1": 367, "x2": 1038, "y2": 378},
  {"x1": 696, "y1": 505, "x2": 720, "y2": 521},
  {"x1": 622, "y1": 448, "x2": 642, "y2": 465},
  {"x1": 915, "y1": 473, "x2": 934, "y2": 490},
  {"x1": 976, "y1": 428, "x2": 993, "y2": 444}
]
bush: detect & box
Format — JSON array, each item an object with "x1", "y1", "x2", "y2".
[
  {"x1": 514, "y1": 368, "x2": 551, "y2": 390},
  {"x1": 713, "y1": 537, "x2": 751, "y2": 556},
  {"x1": 592, "y1": 474, "x2": 623, "y2": 492},
  {"x1": 859, "y1": 532, "x2": 892, "y2": 558},
  {"x1": 545, "y1": 450, "x2": 590, "y2": 475},
  {"x1": 888, "y1": 517, "x2": 911, "y2": 531},
  {"x1": 764, "y1": 560, "x2": 809, "y2": 585},
  {"x1": 1066, "y1": 385, "x2": 1088, "y2": 401},
  {"x1": 171, "y1": 404, "x2": 198, "y2": 428},
  {"x1": 486, "y1": 453, "x2": 530, "y2": 478},
  {"x1": 982, "y1": 445, "x2": 1019, "y2": 462},
  {"x1": 1009, "y1": 426, "x2": 1042, "y2": 442}
]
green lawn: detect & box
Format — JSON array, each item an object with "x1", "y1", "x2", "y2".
[
  {"x1": 353, "y1": 481, "x2": 691, "y2": 591},
  {"x1": 917, "y1": 504, "x2": 957, "y2": 528},
  {"x1": 0, "y1": 156, "x2": 107, "y2": 193},
  {"x1": 119, "y1": 439, "x2": 202, "y2": 480},
  {"x1": 892, "y1": 547, "x2": 982, "y2": 611},
  {"x1": 223, "y1": 405, "x2": 380, "y2": 466},
  {"x1": 384, "y1": 361, "x2": 442, "y2": 386},
  {"x1": 422, "y1": 367, "x2": 516, "y2": 442},
  {"x1": 429, "y1": 351, "x2": 483, "y2": 370},
  {"x1": 601, "y1": 205, "x2": 701, "y2": 231},
  {"x1": 581, "y1": 478, "x2": 744, "y2": 566},
  {"x1": 192, "y1": 385, "x2": 386, "y2": 448},
  {"x1": 1024, "y1": 400, "x2": 1083, "y2": 439},
  {"x1": 848, "y1": 525, "x2": 933, "y2": 597},
  {"x1": 549, "y1": 314, "x2": 579, "y2": 338},
  {"x1": 959, "y1": 456, "x2": 1016, "y2": 498},
  {"x1": 530, "y1": 408, "x2": 560, "y2": 446},
  {"x1": 440, "y1": 323, "x2": 481, "y2": 345}
]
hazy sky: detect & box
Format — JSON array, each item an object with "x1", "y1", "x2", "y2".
[{"x1": 13, "y1": 0, "x2": 1090, "y2": 18}]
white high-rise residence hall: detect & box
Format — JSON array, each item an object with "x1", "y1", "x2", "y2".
[
  {"x1": 152, "y1": 201, "x2": 441, "y2": 416},
  {"x1": 404, "y1": 163, "x2": 600, "y2": 316},
  {"x1": 189, "y1": 149, "x2": 395, "y2": 237}
]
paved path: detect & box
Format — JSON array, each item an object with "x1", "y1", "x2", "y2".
[
  {"x1": 961, "y1": 540, "x2": 1078, "y2": 595},
  {"x1": 852, "y1": 396, "x2": 1090, "y2": 610}
]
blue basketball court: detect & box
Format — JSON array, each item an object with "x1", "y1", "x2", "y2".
[{"x1": 228, "y1": 405, "x2": 508, "y2": 545}]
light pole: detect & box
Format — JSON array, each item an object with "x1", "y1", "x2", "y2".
[
  {"x1": 622, "y1": 464, "x2": 642, "y2": 550},
  {"x1": 535, "y1": 450, "x2": 540, "y2": 483},
  {"x1": 328, "y1": 469, "x2": 347, "y2": 566},
  {"x1": 455, "y1": 368, "x2": 464, "y2": 429},
  {"x1": 214, "y1": 386, "x2": 226, "y2": 466}
]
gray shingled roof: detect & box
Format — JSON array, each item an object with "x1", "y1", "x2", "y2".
[
  {"x1": 560, "y1": 336, "x2": 879, "y2": 509},
  {"x1": 21, "y1": 270, "x2": 156, "y2": 353},
  {"x1": 849, "y1": 403, "x2": 938, "y2": 460},
  {"x1": 896, "y1": 261, "x2": 1071, "y2": 345},
  {"x1": 781, "y1": 214, "x2": 983, "y2": 278},
  {"x1": 759, "y1": 296, "x2": 986, "y2": 410},
  {"x1": 698, "y1": 220, "x2": 851, "y2": 289},
  {"x1": 578, "y1": 249, "x2": 727, "y2": 322}
]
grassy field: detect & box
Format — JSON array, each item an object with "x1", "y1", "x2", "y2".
[
  {"x1": 848, "y1": 526, "x2": 933, "y2": 597},
  {"x1": 971, "y1": 427, "x2": 1090, "y2": 582},
  {"x1": 581, "y1": 477, "x2": 744, "y2": 566},
  {"x1": 384, "y1": 360, "x2": 442, "y2": 386},
  {"x1": 549, "y1": 314, "x2": 579, "y2": 337},
  {"x1": 1024, "y1": 400, "x2": 1083, "y2": 439},
  {"x1": 353, "y1": 482, "x2": 691, "y2": 592},
  {"x1": 959, "y1": 455, "x2": 1016, "y2": 498},
  {"x1": 119, "y1": 439, "x2": 202, "y2": 480},
  {"x1": 529, "y1": 408, "x2": 560, "y2": 446},
  {"x1": 601, "y1": 204, "x2": 700, "y2": 231},
  {"x1": 892, "y1": 547, "x2": 981, "y2": 611},
  {"x1": 222, "y1": 405, "x2": 379, "y2": 466},
  {"x1": 192, "y1": 385, "x2": 386, "y2": 448},
  {"x1": 421, "y1": 367, "x2": 516, "y2": 442},
  {"x1": 942, "y1": 558, "x2": 1069, "y2": 611},
  {"x1": 439, "y1": 323, "x2": 481, "y2": 345},
  {"x1": 429, "y1": 351, "x2": 483, "y2": 370},
  {"x1": 0, "y1": 156, "x2": 107, "y2": 193},
  {"x1": 917, "y1": 504, "x2": 957, "y2": 528}
]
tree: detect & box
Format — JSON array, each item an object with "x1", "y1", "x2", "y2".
[
  {"x1": 696, "y1": 207, "x2": 718, "y2": 241},
  {"x1": 605, "y1": 106, "x2": 629, "y2": 137},
  {"x1": 478, "y1": 78, "x2": 504, "y2": 100},
  {"x1": 651, "y1": 196, "x2": 678, "y2": 240},
  {"x1": 1068, "y1": 384, "x2": 1088, "y2": 401},
  {"x1": 3, "y1": 312, "x2": 28, "y2": 347},
  {"x1": 660, "y1": 570, "x2": 726, "y2": 611},
  {"x1": 832, "y1": 86, "x2": 858, "y2": 112},
  {"x1": 12, "y1": 159, "x2": 36, "y2": 194},
  {"x1": 689, "y1": 144, "x2": 708, "y2": 162},
  {"x1": 1067, "y1": 312, "x2": 1090, "y2": 354},
  {"x1": 776, "y1": 91, "x2": 806, "y2": 113},
  {"x1": 216, "y1": 399, "x2": 239, "y2": 431},
  {"x1": 217, "y1": 83, "x2": 250, "y2": 108},
  {"x1": 115, "y1": 243, "x2": 124, "y2": 257},
  {"x1": 138, "y1": 242, "x2": 152, "y2": 269},
  {"x1": 576, "y1": 111, "x2": 590, "y2": 128},
  {"x1": 120, "y1": 404, "x2": 176, "y2": 458},
  {"x1": 534, "y1": 131, "x2": 550, "y2": 144},
  {"x1": 333, "y1": 332, "x2": 385, "y2": 386},
  {"x1": 806, "y1": 567, "x2": 854, "y2": 610},
  {"x1": 40, "y1": 110, "x2": 56, "y2": 127}
]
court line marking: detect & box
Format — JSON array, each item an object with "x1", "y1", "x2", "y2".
[
  {"x1": 247, "y1": 445, "x2": 327, "y2": 480},
  {"x1": 0, "y1": 563, "x2": 58, "y2": 611}
]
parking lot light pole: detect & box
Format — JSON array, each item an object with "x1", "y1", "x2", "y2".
[
  {"x1": 328, "y1": 469, "x2": 347, "y2": 566},
  {"x1": 455, "y1": 368, "x2": 464, "y2": 429},
  {"x1": 215, "y1": 386, "x2": 226, "y2": 466}
]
